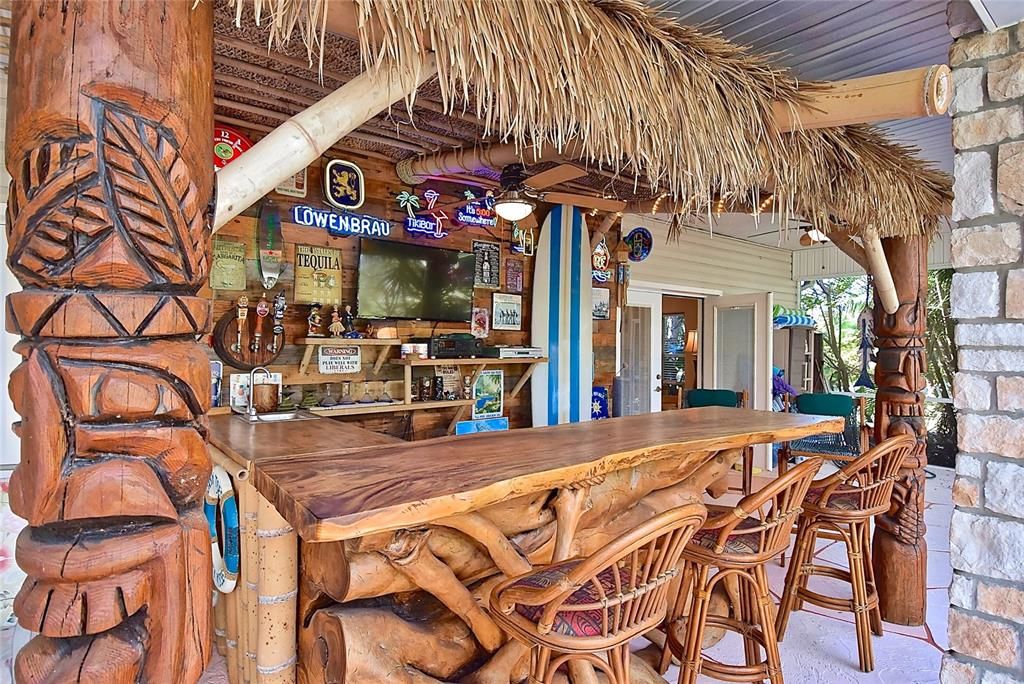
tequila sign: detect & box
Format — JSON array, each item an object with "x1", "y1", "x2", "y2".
[{"x1": 294, "y1": 245, "x2": 343, "y2": 305}]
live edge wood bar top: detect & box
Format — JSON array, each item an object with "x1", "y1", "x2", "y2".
[{"x1": 210, "y1": 407, "x2": 843, "y2": 542}]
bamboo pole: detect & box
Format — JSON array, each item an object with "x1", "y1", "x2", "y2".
[
  {"x1": 214, "y1": 53, "x2": 437, "y2": 231},
  {"x1": 256, "y1": 494, "x2": 299, "y2": 684},
  {"x1": 771, "y1": 65, "x2": 951, "y2": 131},
  {"x1": 863, "y1": 229, "x2": 900, "y2": 314},
  {"x1": 210, "y1": 445, "x2": 250, "y2": 482},
  {"x1": 241, "y1": 480, "x2": 260, "y2": 683},
  {"x1": 225, "y1": 587, "x2": 241, "y2": 684},
  {"x1": 214, "y1": 593, "x2": 228, "y2": 656}
]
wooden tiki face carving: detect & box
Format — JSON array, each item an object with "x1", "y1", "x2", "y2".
[{"x1": 5, "y1": 2, "x2": 215, "y2": 680}]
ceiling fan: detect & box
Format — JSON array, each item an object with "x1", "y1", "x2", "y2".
[{"x1": 436, "y1": 162, "x2": 627, "y2": 229}]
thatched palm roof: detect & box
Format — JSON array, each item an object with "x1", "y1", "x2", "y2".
[{"x1": 229, "y1": 0, "x2": 951, "y2": 239}]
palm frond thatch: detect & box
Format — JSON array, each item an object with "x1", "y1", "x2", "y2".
[
  {"x1": 228, "y1": 0, "x2": 951, "y2": 241},
  {"x1": 781, "y1": 125, "x2": 952, "y2": 240}
]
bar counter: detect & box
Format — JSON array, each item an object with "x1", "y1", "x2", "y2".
[{"x1": 207, "y1": 408, "x2": 842, "y2": 683}]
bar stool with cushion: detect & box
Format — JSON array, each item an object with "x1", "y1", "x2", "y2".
[
  {"x1": 658, "y1": 458, "x2": 822, "y2": 684},
  {"x1": 779, "y1": 393, "x2": 870, "y2": 474},
  {"x1": 775, "y1": 434, "x2": 916, "y2": 673},
  {"x1": 490, "y1": 504, "x2": 707, "y2": 684},
  {"x1": 681, "y1": 389, "x2": 753, "y2": 495}
]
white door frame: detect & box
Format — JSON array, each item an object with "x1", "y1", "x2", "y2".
[{"x1": 702, "y1": 291, "x2": 774, "y2": 468}]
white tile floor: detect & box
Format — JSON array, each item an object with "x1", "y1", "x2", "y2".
[{"x1": 200, "y1": 467, "x2": 954, "y2": 684}]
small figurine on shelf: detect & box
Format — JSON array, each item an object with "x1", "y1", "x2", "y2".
[
  {"x1": 307, "y1": 303, "x2": 324, "y2": 337},
  {"x1": 341, "y1": 304, "x2": 362, "y2": 339},
  {"x1": 462, "y1": 375, "x2": 473, "y2": 400},
  {"x1": 269, "y1": 291, "x2": 287, "y2": 353},
  {"x1": 328, "y1": 305, "x2": 345, "y2": 338}
]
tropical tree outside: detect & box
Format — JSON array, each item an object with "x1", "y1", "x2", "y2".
[{"x1": 800, "y1": 269, "x2": 957, "y2": 466}]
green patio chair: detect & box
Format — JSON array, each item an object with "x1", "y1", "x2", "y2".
[
  {"x1": 779, "y1": 393, "x2": 870, "y2": 476},
  {"x1": 680, "y1": 388, "x2": 753, "y2": 495}
]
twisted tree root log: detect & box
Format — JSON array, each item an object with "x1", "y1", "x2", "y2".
[{"x1": 383, "y1": 530, "x2": 505, "y2": 653}]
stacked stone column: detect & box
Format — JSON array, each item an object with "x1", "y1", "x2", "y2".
[{"x1": 943, "y1": 19, "x2": 1024, "y2": 684}]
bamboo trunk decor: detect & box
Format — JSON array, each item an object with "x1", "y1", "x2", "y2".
[
  {"x1": 6, "y1": 2, "x2": 214, "y2": 681},
  {"x1": 871, "y1": 236, "x2": 929, "y2": 626}
]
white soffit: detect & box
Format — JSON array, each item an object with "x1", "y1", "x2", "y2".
[{"x1": 969, "y1": 0, "x2": 1024, "y2": 31}]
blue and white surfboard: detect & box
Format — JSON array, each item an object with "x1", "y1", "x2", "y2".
[{"x1": 531, "y1": 205, "x2": 593, "y2": 427}]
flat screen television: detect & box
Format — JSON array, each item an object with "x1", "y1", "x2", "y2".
[{"x1": 356, "y1": 239, "x2": 476, "y2": 322}]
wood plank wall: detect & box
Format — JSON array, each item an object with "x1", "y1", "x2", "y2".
[{"x1": 204, "y1": 135, "x2": 620, "y2": 440}]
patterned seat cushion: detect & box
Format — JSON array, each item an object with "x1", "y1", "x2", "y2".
[
  {"x1": 806, "y1": 486, "x2": 861, "y2": 511},
  {"x1": 510, "y1": 559, "x2": 633, "y2": 637},
  {"x1": 689, "y1": 516, "x2": 762, "y2": 555}
]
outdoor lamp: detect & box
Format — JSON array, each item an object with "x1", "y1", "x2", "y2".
[{"x1": 494, "y1": 189, "x2": 536, "y2": 222}]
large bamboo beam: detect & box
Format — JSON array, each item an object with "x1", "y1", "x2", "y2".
[
  {"x1": 213, "y1": 54, "x2": 437, "y2": 231},
  {"x1": 772, "y1": 65, "x2": 951, "y2": 131}
]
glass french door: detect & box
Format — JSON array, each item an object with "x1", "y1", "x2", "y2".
[{"x1": 618, "y1": 290, "x2": 662, "y2": 415}]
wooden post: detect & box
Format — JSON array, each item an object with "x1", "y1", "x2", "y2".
[
  {"x1": 6, "y1": 2, "x2": 214, "y2": 681},
  {"x1": 872, "y1": 236, "x2": 929, "y2": 626}
]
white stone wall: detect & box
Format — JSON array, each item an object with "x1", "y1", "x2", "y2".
[{"x1": 944, "y1": 21, "x2": 1024, "y2": 684}]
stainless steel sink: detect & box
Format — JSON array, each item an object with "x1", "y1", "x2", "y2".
[{"x1": 232, "y1": 408, "x2": 319, "y2": 423}]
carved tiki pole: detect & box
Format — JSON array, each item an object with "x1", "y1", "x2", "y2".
[
  {"x1": 6, "y1": 2, "x2": 214, "y2": 680},
  {"x1": 872, "y1": 235, "x2": 928, "y2": 626}
]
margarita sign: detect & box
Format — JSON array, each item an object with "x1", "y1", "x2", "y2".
[{"x1": 291, "y1": 205, "x2": 392, "y2": 238}]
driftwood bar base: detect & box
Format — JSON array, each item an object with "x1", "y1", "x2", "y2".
[{"x1": 209, "y1": 408, "x2": 842, "y2": 683}]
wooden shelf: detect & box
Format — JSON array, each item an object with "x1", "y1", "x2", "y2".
[
  {"x1": 296, "y1": 337, "x2": 402, "y2": 375},
  {"x1": 307, "y1": 399, "x2": 473, "y2": 418},
  {"x1": 295, "y1": 338, "x2": 401, "y2": 346},
  {"x1": 391, "y1": 356, "x2": 546, "y2": 367},
  {"x1": 390, "y1": 356, "x2": 547, "y2": 433}
]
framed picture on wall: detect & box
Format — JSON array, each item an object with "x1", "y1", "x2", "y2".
[
  {"x1": 492, "y1": 293, "x2": 522, "y2": 331},
  {"x1": 593, "y1": 287, "x2": 611, "y2": 320}
]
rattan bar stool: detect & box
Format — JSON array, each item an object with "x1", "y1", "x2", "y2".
[
  {"x1": 658, "y1": 458, "x2": 822, "y2": 684},
  {"x1": 775, "y1": 434, "x2": 916, "y2": 673},
  {"x1": 490, "y1": 504, "x2": 707, "y2": 684}
]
